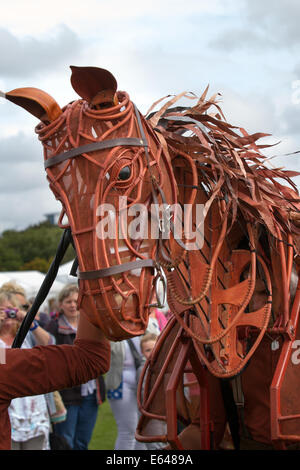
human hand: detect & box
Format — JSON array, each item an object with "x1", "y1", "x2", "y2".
[
  {"x1": 0, "y1": 309, "x2": 6, "y2": 326},
  {"x1": 16, "y1": 309, "x2": 26, "y2": 322},
  {"x1": 15, "y1": 309, "x2": 37, "y2": 329}
]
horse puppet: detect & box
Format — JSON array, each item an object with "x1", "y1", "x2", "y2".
[{"x1": 1, "y1": 66, "x2": 300, "y2": 450}]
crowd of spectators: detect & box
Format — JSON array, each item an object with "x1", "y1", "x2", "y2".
[{"x1": 0, "y1": 278, "x2": 172, "y2": 451}]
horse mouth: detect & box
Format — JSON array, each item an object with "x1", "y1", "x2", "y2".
[{"x1": 76, "y1": 236, "x2": 156, "y2": 339}]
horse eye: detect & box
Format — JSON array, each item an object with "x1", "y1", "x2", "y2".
[{"x1": 118, "y1": 166, "x2": 131, "y2": 181}]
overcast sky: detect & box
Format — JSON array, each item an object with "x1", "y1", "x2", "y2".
[{"x1": 0, "y1": 0, "x2": 300, "y2": 233}]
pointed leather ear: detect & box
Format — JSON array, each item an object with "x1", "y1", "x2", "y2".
[
  {"x1": 70, "y1": 66, "x2": 118, "y2": 106},
  {"x1": 2, "y1": 87, "x2": 62, "y2": 123}
]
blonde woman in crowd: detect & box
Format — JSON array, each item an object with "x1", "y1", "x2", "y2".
[
  {"x1": 0, "y1": 287, "x2": 55, "y2": 450},
  {"x1": 0, "y1": 282, "x2": 53, "y2": 346}
]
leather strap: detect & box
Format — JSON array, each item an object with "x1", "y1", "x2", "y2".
[
  {"x1": 133, "y1": 103, "x2": 148, "y2": 145},
  {"x1": 44, "y1": 137, "x2": 147, "y2": 168},
  {"x1": 45, "y1": 103, "x2": 159, "y2": 282},
  {"x1": 69, "y1": 257, "x2": 79, "y2": 277},
  {"x1": 45, "y1": 102, "x2": 148, "y2": 169},
  {"x1": 231, "y1": 375, "x2": 252, "y2": 440},
  {"x1": 219, "y1": 378, "x2": 240, "y2": 450},
  {"x1": 127, "y1": 338, "x2": 144, "y2": 370},
  {"x1": 78, "y1": 258, "x2": 156, "y2": 280}
]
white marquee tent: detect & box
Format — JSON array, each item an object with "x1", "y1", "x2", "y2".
[
  {"x1": 56, "y1": 260, "x2": 77, "y2": 285},
  {"x1": 0, "y1": 270, "x2": 66, "y2": 312}
]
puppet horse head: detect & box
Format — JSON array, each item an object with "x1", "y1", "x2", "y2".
[{"x1": 2, "y1": 66, "x2": 179, "y2": 340}]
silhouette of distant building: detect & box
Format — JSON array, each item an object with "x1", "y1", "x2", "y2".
[{"x1": 44, "y1": 212, "x2": 60, "y2": 225}]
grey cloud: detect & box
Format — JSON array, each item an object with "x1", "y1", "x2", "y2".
[
  {"x1": 245, "y1": 0, "x2": 300, "y2": 46},
  {"x1": 210, "y1": 0, "x2": 300, "y2": 52},
  {"x1": 0, "y1": 132, "x2": 60, "y2": 232},
  {"x1": 0, "y1": 186, "x2": 61, "y2": 233},
  {"x1": 210, "y1": 28, "x2": 276, "y2": 51},
  {"x1": 0, "y1": 132, "x2": 46, "y2": 193},
  {"x1": 293, "y1": 62, "x2": 300, "y2": 83},
  {"x1": 0, "y1": 25, "x2": 81, "y2": 78},
  {"x1": 277, "y1": 104, "x2": 300, "y2": 137},
  {"x1": 0, "y1": 132, "x2": 41, "y2": 163}
]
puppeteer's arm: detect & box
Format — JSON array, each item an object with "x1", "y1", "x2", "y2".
[
  {"x1": 0, "y1": 312, "x2": 110, "y2": 449},
  {"x1": 0, "y1": 312, "x2": 110, "y2": 399},
  {"x1": 76, "y1": 311, "x2": 108, "y2": 342}
]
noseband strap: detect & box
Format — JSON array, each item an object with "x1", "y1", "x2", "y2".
[{"x1": 78, "y1": 258, "x2": 157, "y2": 280}]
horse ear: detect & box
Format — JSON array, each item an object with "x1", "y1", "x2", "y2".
[
  {"x1": 1, "y1": 87, "x2": 62, "y2": 123},
  {"x1": 70, "y1": 66, "x2": 118, "y2": 106}
]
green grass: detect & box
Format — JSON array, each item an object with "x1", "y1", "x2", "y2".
[{"x1": 88, "y1": 400, "x2": 117, "y2": 450}]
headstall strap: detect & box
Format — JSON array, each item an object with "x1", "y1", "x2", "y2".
[
  {"x1": 44, "y1": 137, "x2": 147, "y2": 169},
  {"x1": 44, "y1": 101, "x2": 161, "y2": 281},
  {"x1": 44, "y1": 102, "x2": 149, "y2": 170}
]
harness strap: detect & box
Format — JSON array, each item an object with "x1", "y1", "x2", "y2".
[
  {"x1": 78, "y1": 258, "x2": 156, "y2": 280},
  {"x1": 44, "y1": 102, "x2": 149, "y2": 169},
  {"x1": 44, "y1": 103, "x2": 161, "y2": 282},
  {"x1": 70, "y1": 257, "x2": 79, "y2": 277},
  {"x1": 44, "y1": 137, "x2": 147, "y2": 168},
  {"x1": 127, "y1": 338, "x2": 144, "y2": 370},
  {"x1": 12, "y1": 228, "x2": 73, "y2": 348},
  {"x1": 219, "y1": 379, "x2": 240, "y2": 450},
  {"x1": 231, "y1": 375, "x2": 252, "y2": 440}
]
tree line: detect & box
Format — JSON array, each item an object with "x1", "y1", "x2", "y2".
[{"x1": 0, "y1": 222, "x2": 75, "y2": 273}]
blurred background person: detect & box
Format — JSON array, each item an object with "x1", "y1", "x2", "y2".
[
  {"x1": 48, "y1": 297, "x2": 59, "y2": 319},
  {"x1": 0, "y1": 281, "x2": 53, "y2": 346},
  {"x1": 0, "y1": 281, "x2": 28, "y2": 307},
  {"x1": 105, "y1": 319, "x2": 160, "y2": 450},
  {"x1": 140, "y1": 333, "x2": 158, "y2": 360},
  {"x1": 105, "y1": 338, "x2": 147, "y2": 450},
  {"x1": 0, "y1": 290, "x2": 54, "y2": 450},
  {"x1": 45, "y1": 283, "x2": 106, "y2": 450},
  {"x1": 27, "y1": 296, "x2": 50, "y2": 329}
]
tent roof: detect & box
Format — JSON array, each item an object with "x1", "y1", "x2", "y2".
[
  {"x1": 56, "y1": 260, "x2": 77, "y2": 285},
  {"x1": 0, "y1": 270, "x2": 66, "y2": 309}
]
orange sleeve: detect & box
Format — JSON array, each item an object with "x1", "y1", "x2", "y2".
[{"x1": 0, "y1": 339, "x2": 110, "y2": 449}]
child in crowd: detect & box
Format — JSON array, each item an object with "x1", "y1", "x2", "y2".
[
  {"x1": 137, "y1": 333, "x2": 159, "y2": 385},
  {"x1": 140, "y1": 333, "x2": 158, "y2": 360}
]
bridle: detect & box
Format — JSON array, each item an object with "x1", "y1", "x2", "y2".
[
  {"x1": 44, "y1": 104, "x2": 158, "y2": 277},
  {"x1": 13, "y1": 101, "x2": 171, "y2": 347}
]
